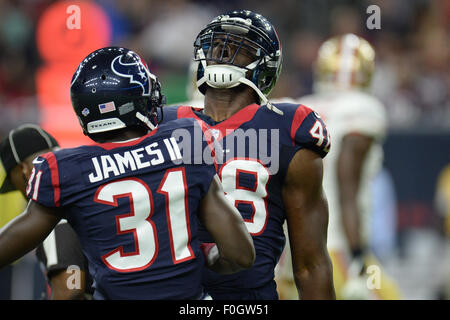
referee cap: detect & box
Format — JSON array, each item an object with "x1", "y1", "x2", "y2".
[{"x1": 0, "y1": 124, "x2": 59, "y2": 193}]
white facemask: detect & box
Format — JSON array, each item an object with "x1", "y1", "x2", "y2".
[{"x1": 195, "y1": 49, "x2": 283, "y2": 115}]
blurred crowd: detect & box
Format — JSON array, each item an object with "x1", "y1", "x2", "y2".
[{"x1": 0, "y1": 0, "x2": 449, "y2": 137}]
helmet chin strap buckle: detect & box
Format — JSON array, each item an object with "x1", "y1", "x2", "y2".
[{"x1": 136, "y1": 112, "x2": 157, "y2": 131}]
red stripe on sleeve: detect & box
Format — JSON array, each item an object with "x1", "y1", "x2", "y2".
[
  {"x1": 290, "y1": 104, "x2": 312, "y2": 145},
  {"x1": 41, "y1": 152, "x2": 61, "y2": 207}
]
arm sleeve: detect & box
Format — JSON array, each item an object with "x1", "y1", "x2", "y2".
[
  {"x1": 290, "y1": 104, "x2": 331, "y2": 158},
  {"x1": 26, "y1": 152, "x2": 61, "y2": 208}
]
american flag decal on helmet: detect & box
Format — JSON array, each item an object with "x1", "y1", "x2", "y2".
[{"x1": 98, "y1": 101, "x2": 116, "y2": 114}]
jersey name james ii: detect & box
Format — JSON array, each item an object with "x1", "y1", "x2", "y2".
[{"x1": 26, "y1": 118, "x2": 216, "y2": 300}]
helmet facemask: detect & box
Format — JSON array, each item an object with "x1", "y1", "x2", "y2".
[{"x1": 194, "y1": 16, "x2": 283, "y2": 115}]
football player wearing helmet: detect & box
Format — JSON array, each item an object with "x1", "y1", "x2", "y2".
[
  {"x1": 0, "y1": 47, "x2": 255, "y2": 299},
  {"x1": 276, "y1": 34, "x2": 402, "y2": 299},
  {"x1": 162, "y1": 10, "x2": 335, "y2": 299}
]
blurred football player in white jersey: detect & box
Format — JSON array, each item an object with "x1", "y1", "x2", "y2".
[{"x1": 275, "y1": 33, "x2": 402, "y2": 300}]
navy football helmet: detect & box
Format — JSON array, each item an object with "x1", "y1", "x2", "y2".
[
  {"x1": 70, "y1": 47, "x2": 165, "y2": 138},
  {"x1": 193, "y1": 10, "x2": 282, "y2": 112}
]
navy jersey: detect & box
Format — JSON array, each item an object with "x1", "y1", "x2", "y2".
[
  {"x1": 162, "y1": 103, "x2": 330, "y2": 298},
  {"x1": 26, "y1": 118, "x2": 217, "y2": 300}
]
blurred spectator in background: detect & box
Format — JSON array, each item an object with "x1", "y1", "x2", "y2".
[
  {"x1": 370, "y1": 0, "x2": 450, "y2": 128},
  {"x1": 435, "y1": 164, "x2": 450, "y2": 299},
  {"x1": 137, "y1": 0, "x2": 214, "y2": 68},
  {"x1": 134, "y1": 0, "x2": 216, "y2": 104}
]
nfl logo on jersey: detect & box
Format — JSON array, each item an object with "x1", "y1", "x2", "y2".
[
  {"x1": 98, "y1": 101, "x2": 116, "y2": 114},
  {"x1": 210, "y1": 129, "x2": 220, "y2": 140}
]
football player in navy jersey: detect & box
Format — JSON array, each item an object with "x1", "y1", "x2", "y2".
[
  {"x1": 162, "y1": 10, "x2": 335, "y2": 299},
  {"x1": 0, "y1": 47, "x2": 255, "y2": 300}
]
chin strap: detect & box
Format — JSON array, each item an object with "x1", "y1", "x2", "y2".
[
  {"x1": 238, "y1": 77, "x2": 283, "y2": 115},
  {"x1": 136, "y1": 112, "x2": 157, "y2": 131},
  {"x1": 196, "y1": 49, "x2": 284, "y2": 116}
]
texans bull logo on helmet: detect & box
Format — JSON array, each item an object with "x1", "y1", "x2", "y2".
[{"x1": 111, "y1": 54, "x2": 153, "y2": 96}]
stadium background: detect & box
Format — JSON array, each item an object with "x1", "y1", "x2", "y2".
[{"x1": 0, "y1": 0, "x2": 449, "y2": 299}]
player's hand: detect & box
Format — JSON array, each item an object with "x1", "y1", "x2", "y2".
[
  {"x1": 341, "y1": 276, "x2": 375, "y2": 300},
  {"x1": 341, "y1": 258, "x2": 376, "y2": 300}
]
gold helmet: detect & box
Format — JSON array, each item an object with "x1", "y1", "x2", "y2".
[{"x1": 314, "y1": 33, "x2": 375, "y2": 91}]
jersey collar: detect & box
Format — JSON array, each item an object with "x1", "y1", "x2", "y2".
[
  {"x1": 91, "y1": 128, "x2": 159, "y2": 150},
  {"x1": 176, "y1": 104, "x2": 261, "y2": 141}
]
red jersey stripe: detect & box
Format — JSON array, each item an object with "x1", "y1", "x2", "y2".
[
  {"x1": 41, "y1": 152, "x2": 60, "y2": 207},
  {"x1": 290, "y1": 104, "x2": 313, "y2": 145}
]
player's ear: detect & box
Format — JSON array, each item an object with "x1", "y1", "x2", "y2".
[{"x1": 20, "y1": 160, "x2": 33, "y2": 182}]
